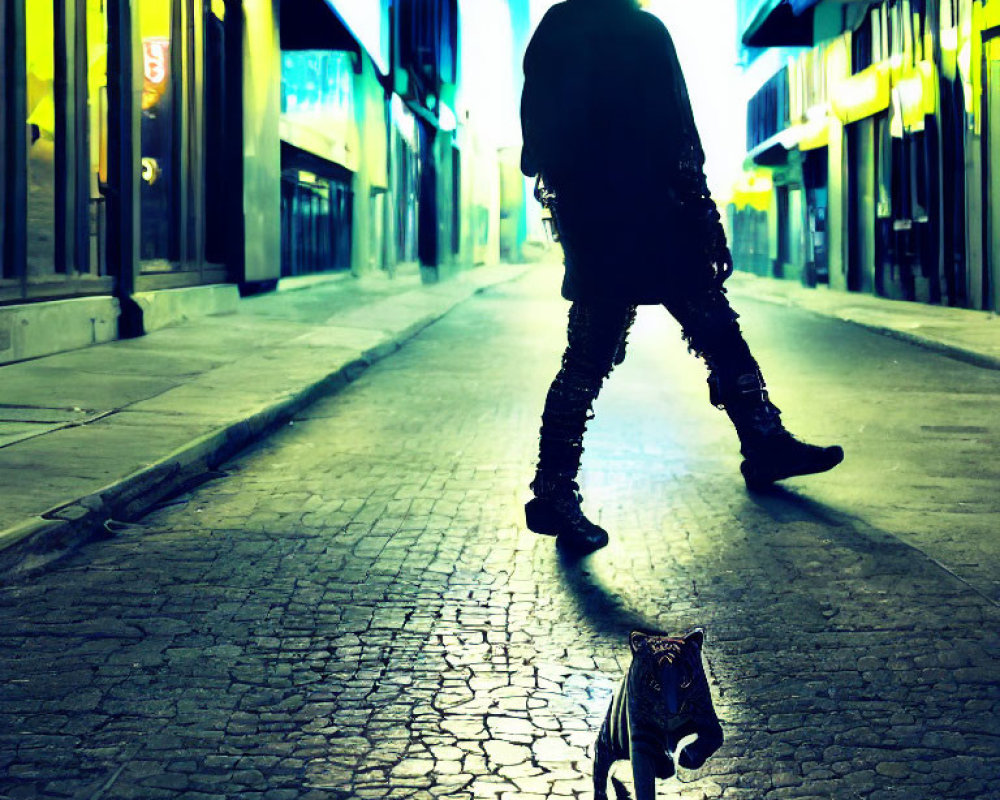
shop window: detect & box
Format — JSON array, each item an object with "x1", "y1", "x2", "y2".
[
  {"x1": 393, "y1": 123, "x2": 419, "y2": 264},
  {"x1": 852, "y1": 10, "x2": 873, "y2": 74},
  {"x1": 370, "y1": 189, "x2": 386, "y2": 270},
  {"x1": 137, "y1": 0, "x2": 179, "y2": 267},
  {"x1": 876, "y1": 115, "x2": 893, "y2": 218},
  {"x1": 911, "y1": 130, "x2": 929, "y2": 223},
  {"x1": 26, "y1": 0, "x2": 59, "y2": 278},
  {"x1": 87, "y1": 0, "x2": 109, "y2": 275},
  {"x1": 204, "y1": 0, "x2": 227, "y2": 264},
  {"x1": 280, "y1": 168, "x2": 353, "y2": 277}
]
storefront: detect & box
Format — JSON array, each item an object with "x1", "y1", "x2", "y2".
[
  {"x1": 278, "y1": 48, "x2": 359, "y2": 277},
  {"x1": 2, "y1": 0, "x2": 282, "y2": 361},
  {"x1": 2, "y1": 0, "x2": 114, "y2": 304}
]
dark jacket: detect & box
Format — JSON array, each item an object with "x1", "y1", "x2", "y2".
[{"x1": 520, "y1": 0, "x2": 730, "y2": 303}]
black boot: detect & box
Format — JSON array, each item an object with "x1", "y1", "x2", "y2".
[
  {"x1": 724, "y1": 373, "x2": 844, "y2": 490},
  {"x1": 526, "y1": 476, "x2": 609, "y2": 554}
]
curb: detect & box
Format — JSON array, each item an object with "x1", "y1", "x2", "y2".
[
  {"x1": 837, "y1": 324, "x2": 1000, "y2": 372},
  {"x1": 728, "y1": 283, "x2": 1000, "y2": 371},
  {"x1": 0, "y1": 269, "x2": 524, "y2": 582}
]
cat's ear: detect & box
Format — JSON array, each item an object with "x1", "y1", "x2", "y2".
[
  {"x1": 629, "y1": 631, "x2": 649, "y2": 654},
  {"x1": 684, "y1": 628, "x2": 705, "y2": 649}
]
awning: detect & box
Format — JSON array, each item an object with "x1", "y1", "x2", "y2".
[
  {"x1": 746, "y1": 132, "x2": 792, "y2": 167},
  {"x1": 789, "y1": 0, "x2": 822, "y2": 13},
  {"x1": 730, "y1": 169, "x2": 774, "y2": 212},
  {"x1": 742, "y1": 0, "x2": 816, "y2": 48},
  {"x1": 831, "y1": 62, "x2": 892, "y2": 124},
  {"x1": 793, "y1": 115, "x2": 831, "y2": 151},
  {"x1": 281, "y1": 0, "x2": 390, "y2": 76},
  {"x1": 745, "y1": 115, "x2": 830, "y2": 166}
]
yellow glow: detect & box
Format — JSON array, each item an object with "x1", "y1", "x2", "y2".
[
  {"x1": 26, "y1": 0, "x2": 57, "y2": 275},
  {"x1": 141, "y1": 157, "x2": 161, "y2": 184},
  {"x1": 830, "y1": 62, "x2": 892, "y2": 124},
  {"x1": 139, "y1": 0, "x2": 171, "y2": 38},
  {"x1": 138, "y1": 0, "x2": 173, "y2": 110},
  {"x1": 986, "y1": 0, "x2": 1000, "y2": 28},
  {"x1": 730, "y1": 169, "x2": 773, "y2": 212},
  {"x1": 87, "y1": 0, "x2": 109, "y2": 186},
  {"x1": 26, "y1": 0, "x2": 55, "y2": 136},
  {"x1": 971, "y1": 0, "x2": 983, "y2": 133}
]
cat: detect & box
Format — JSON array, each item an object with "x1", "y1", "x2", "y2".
[{"x1": 594, "y1": 629, "x2": 724, "y2": 800}]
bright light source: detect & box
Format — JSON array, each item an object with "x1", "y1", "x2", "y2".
[{"x1": 459, "y1": 0, "x2": 519, "y2": 146}]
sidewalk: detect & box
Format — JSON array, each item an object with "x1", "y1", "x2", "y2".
[
  {"x1": 0, "y1": 264, "x2": 529, "y2": 579},
  {"x1": 1, "y1": 262, "x2": 996, "y2": 580},
  {"x1": 727, "y1": 271, "x2": 1000, "y2": 370}
]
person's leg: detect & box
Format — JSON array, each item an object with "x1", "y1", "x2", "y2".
[
  {"x1": 528, "y1": 301, "x2": 636, "y2": 552},
  {"x1": 665, "y1": 288, "x2": 843, "y2": 488}
]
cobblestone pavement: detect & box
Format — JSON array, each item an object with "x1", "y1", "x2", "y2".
[{"x1": 2, "y1": 268, "x2": 999, "y2": 800}]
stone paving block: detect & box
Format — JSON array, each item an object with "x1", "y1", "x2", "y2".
[{"x1": 2, "y1": 270, "x2": 999, "y2": 799}]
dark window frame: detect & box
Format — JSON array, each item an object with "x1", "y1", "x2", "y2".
[{"x1": 852, "y1": 6, "x2": 874, "y2": 74}]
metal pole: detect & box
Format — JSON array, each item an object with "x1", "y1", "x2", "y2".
[{"x1": 107, "y1": 0, "x2": 144, "y2": 337}]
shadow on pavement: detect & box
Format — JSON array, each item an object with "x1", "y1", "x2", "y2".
[{"x1": 554, "y1": 547, "x2": 656, "y2": 637}]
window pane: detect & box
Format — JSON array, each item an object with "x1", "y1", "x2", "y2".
[
  {"x1": 138, "y1": 0, "x2": 178, "y2": 267},
  {"x1": 87, "y1": 0, "x2": 109, "y2": 275},
  {"x1": 26, "y1": 0, "x2": 58, "y2": 278}
]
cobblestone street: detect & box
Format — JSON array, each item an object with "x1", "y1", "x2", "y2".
[{"x1": 2, "y1": 268, "x2": 999, "y2": 800}]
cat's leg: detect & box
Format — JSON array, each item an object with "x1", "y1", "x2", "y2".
[
  {"x1": 593, "y1": 727, "x2": 612, "y2": 800},
  {"x1": 677, "y1": 716, "x2": 724, "y2": 770},
  {"x1": 626, "y1": 706, "x2": 660, "y2": 800}
]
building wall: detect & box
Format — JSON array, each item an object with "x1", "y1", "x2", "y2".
[
  {"x1": 1, "y1": 0, "x2": 267, "y2": 362},
  {"x1": 243, "y1": 0, "x2": 282, "y2": 284},
  {"x1": 735, "y1": 0, "x2": 1000, "y2": 311},
  {"x1": 2, "y1": 0, "x2": 518, "y2": 363},
  {"x1": 350, "y1": 54, "x2": 390, "y2": 276}
]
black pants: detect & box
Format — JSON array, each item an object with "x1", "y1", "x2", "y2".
[{"x1": 535, "y1": 288, "x2": 764, "y2": 486}]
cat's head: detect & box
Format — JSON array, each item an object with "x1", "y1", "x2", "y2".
[{"x1": 628, "y1": 628, "x2": 705, "y2": 716}]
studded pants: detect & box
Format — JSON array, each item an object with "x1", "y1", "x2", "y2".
[{"x1": 534, "y1": 289, "x2": 766, "y2": 490}]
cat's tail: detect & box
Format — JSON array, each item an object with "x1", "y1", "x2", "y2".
[{"x1": 610, "y1": 776, "x2": 631, "y2": 800}]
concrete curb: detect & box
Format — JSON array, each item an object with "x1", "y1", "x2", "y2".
[
  {"x1": 728, "y1": 281, "x2": 1000, "y2": 371},
  {"x1": 844, "y1": 325, "x2": 1000, "y2": 371},
  {"x1": 0, "y1": 268, "x2": 525, "y2": 582}
]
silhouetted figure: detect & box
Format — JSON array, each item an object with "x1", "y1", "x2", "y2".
[{"x1": 521, "y1": 0, "x2": 843, "y2": 554}]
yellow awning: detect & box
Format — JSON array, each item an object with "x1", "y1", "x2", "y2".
[
  {"x1": 730, "y1": 170, "x2": 773, "y2": 212},
  {"x1": 831, "y1": 62, "x2": 892, "y2": 124},
  {"x1": 782, "y1": 115, "x2": 831, "y2": 151}
]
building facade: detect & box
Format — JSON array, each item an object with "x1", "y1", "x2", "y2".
[
  {"x1": 0, "y1": 0, "x2": 520, "y2": 365},
  {"x1": 732, "y1": 0, "x2": 1000, "y2": 311}
]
